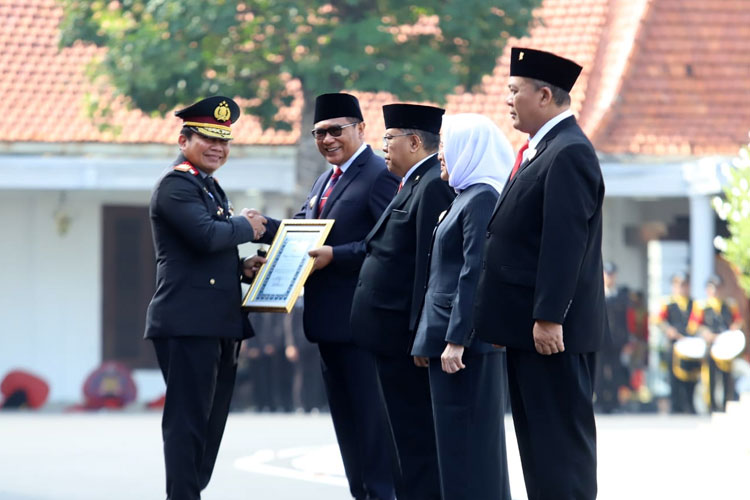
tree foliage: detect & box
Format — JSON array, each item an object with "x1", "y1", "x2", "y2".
[
  {"x1": 58, "y1": 0, "x2": 539, "y2": 129},
  {"x1": 713, "y1": 141, "x2": 750, "y2": 297}
]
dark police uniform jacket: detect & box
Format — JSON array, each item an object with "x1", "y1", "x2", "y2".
[
  {"x1": 262, "y1": 146, "x2": 399, "y2": 343},
  {"x1": 145, "y1": 154, "x2": 256, "y2": 340},
  {"x1": 351, "y1": 155, "x2": 455, "y2": 355},
  {"x1": 474, "y1": 117, "x2": 607, "y2": 352}
]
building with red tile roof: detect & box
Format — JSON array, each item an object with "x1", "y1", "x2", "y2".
[{"x1": 1, "y1": 0, "x2": 748, "y2": 155}]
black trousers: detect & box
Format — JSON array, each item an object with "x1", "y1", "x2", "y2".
[
  {"x1": 507, "y1": 349, "x2": 598, "y2": 500},
  {"x1": 708, "y1": 357, "x2": 735, "y2": 413},
  {"x1": 375, "y1": 354, "x2": 440, "y2": 500},
  {"x1": 428, "y1": 351, "x2": 511, "y2": 500},
  {"x1": 152, "y1": 337, "x2": 238, "y2": 500},
  {"x1": 319, "y1": 342, "x2": 396, "y2": 500},
  {"x1": 667, "y1": 344, "x2": 697, "y2": 414}
]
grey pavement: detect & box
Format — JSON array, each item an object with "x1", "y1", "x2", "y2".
[{"x1": 0, "y1": 410, "x2": 747, "y2": 500}]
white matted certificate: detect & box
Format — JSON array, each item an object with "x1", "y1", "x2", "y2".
[{"x1": 242, "y1": 219, "x2": 334, "y2": 312}]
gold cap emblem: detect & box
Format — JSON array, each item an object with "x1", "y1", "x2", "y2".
[
  {"x1": 519, "y1": 51, "x2": 524, "y2": 61},
  {"x1": 214, "y1": 101, "x2": 231, "y2": 122}
]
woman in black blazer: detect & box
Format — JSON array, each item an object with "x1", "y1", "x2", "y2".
[{"x1": 411, "y1": 113, "x2": 514, "y2": 500}]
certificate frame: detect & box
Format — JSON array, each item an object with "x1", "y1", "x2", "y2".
[{"x1": 242, "y1": 219, "x2": 334, "y2": 312}]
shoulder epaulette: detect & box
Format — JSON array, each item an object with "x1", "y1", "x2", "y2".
[{"x1": 173, "y1": 162, "x2": 199, "y2": 176}]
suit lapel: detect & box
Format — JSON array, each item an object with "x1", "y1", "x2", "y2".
[
  {"x1": 490, "y1": 117, "x2": 576, "y2": 220},
  {"x1": 318, "y1": 147, "x2": 370, "y2": 219},
  {"x1": 366, "y1": 155, "x2": 436, "y2": 242}
]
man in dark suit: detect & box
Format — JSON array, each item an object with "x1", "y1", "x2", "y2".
[
  {"x1": 144, "y1": 96, "x2": 267, "y2": 500},
  {"x1": 259, "y1": 93, "x2": 399, "y2": 500},
  {"x1": 473, "y1": 48, "x2": 607, "y2": 500},
  {"x1": 351, "y1": 104, "x2": 455, "y2": 500}
]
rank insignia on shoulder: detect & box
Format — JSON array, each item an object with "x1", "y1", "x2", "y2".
[{"x1": 173, "y1": 162, "x2": 199, "y2": 176}]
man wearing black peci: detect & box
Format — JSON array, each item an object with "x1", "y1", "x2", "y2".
[
  {"x1": 257, "y1": 93, "x2": 399, "y2": 500},
  {"x1": 351, "y1": 103, "x2": 454, "y2": 500},
  {"x1": 473, "y1": 48, "x2": 607, "y2": 500}
]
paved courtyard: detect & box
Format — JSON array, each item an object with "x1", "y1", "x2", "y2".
[{"x1": 0, "y1": 409, "x2": 747, "y2": 500}]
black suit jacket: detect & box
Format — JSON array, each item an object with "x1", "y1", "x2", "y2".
[
  {"x1": 351, "y1": 155, "x2": 455, "y2": 355},
  {"x1": 411, "y1": 183, "x2": 499, "y2": 358},
  {"x1": 474, "y1": 117, "x2": 607, "y2": 353},
  {"x1": 262, "y1": 146, "x2": 399, "y2": 343},
  {"x1": 145, "y1": 155, "x2": 256, "y2": 340}
]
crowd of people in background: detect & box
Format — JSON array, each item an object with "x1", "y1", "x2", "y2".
[{"x1": 596, "y1": 263, "x2": 745, "y2": 415}]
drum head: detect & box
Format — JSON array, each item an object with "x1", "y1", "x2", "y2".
[
  {"x1": 711, "y1": 330, "x2": 746, "y2": 361},
  {"x1": 674, "y1": 337, "x2": 707, "y2": 359}
]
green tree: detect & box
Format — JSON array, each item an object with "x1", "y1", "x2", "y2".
[
  {"x1": 713, "y1": 141, "x2": 750, "y2": 296},
  {"x1": 58, "y1": 0, "x2": 539, "y2": 189}
]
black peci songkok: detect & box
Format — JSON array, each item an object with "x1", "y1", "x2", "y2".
[
  {"x1": 382, "y1": 104, "x2": 445, "y2": 134},
  {"x1": 314, "y1": 93, "x2": 364, "y2": 123},
  {"x1": 509, "y1": 47, "x2": 582, "y2": 93}
]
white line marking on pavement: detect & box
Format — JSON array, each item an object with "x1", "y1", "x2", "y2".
[{"x1": 234, "y1": 445, "x2": 349, "y2": 487}]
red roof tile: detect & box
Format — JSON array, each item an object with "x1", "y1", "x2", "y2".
[{"x1": 0, "y1": 0, "x2": 748, "y2": 156}]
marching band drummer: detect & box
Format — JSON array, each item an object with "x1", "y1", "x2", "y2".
[
  {"x1": 687, "y1": 275, "x2": 744, "y2": 413},
  {"x1": 657, "y1": 272, "x2": 698, "y2": 414}
]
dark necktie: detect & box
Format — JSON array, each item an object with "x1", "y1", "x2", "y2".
[
  {"x1": 509, "y1": 141, "x2": 529, "y2": 180},
  {"x1": 318, "y1": 167, "x2": 343, "y2": 215}
]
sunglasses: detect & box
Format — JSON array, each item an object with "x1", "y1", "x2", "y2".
[{"x1": 311, "y1": 122, "x2": 358, "y2": 140}]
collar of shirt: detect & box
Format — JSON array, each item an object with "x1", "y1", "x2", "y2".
[
  {"x1": 401, "y1": 153, "x2": 437, "y2": 186},
  {"x1": 525, "y1": 109, "x2": 575, "y2": 162}
]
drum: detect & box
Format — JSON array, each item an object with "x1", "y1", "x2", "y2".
[
  {"x1": 673, "y1": 337, "x2": 707, "y2": 382},
  {"x1": 710, "y1": 330, "x2": 746, "y2": 373}
]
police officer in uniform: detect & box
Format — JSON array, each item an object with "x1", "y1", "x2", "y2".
[{"x1": 144, "y1": 96, "x2": 267, "y2": 500}]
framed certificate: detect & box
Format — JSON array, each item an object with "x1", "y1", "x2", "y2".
[{"x1": 242, "y1": 219, "x2": 334, "y2": 312}]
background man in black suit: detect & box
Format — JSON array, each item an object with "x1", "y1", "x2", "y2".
[
  {"x1": 351, "y1": 104, "x2": 454, "y2": 500},
  {"x1": 144, "y1": 96, "x2": 267, "y2": 500},
  {"x1": 473, "y1": 48, "x2": 607, "y2": 500},
  {"x1": 258, "y1": 93, "x2": 399, "y2": 500}
]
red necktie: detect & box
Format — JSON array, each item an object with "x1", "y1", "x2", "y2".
[
  {"x1": 509, "y1": 141, "x2": 529, "y2": 180},
  {"x1": 397, "y1": 180, "x2": 404, "y2": 192},
  {"x1": 318, "y1": 167, "x2": 343, "y2": 214}
]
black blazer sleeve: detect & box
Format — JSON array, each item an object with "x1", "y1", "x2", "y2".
[
  {"x1": 533, "y1": 144, "x2": 600, "y2": 324},
  {"x1": 410, "y1": 176, "x2": 456, "y2": 330}
]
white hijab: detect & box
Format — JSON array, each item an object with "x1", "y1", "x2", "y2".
[{"x1": 441, "y1": 113, "x2": 514, "y2": 194}]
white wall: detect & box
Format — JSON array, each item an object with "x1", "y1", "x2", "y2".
[
  {"x1": 0, "y1": 190, "x2": 104, "y2": 403},
  {"x1": 602, "y1": 197, "x2": 647, "y2": 291}
]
